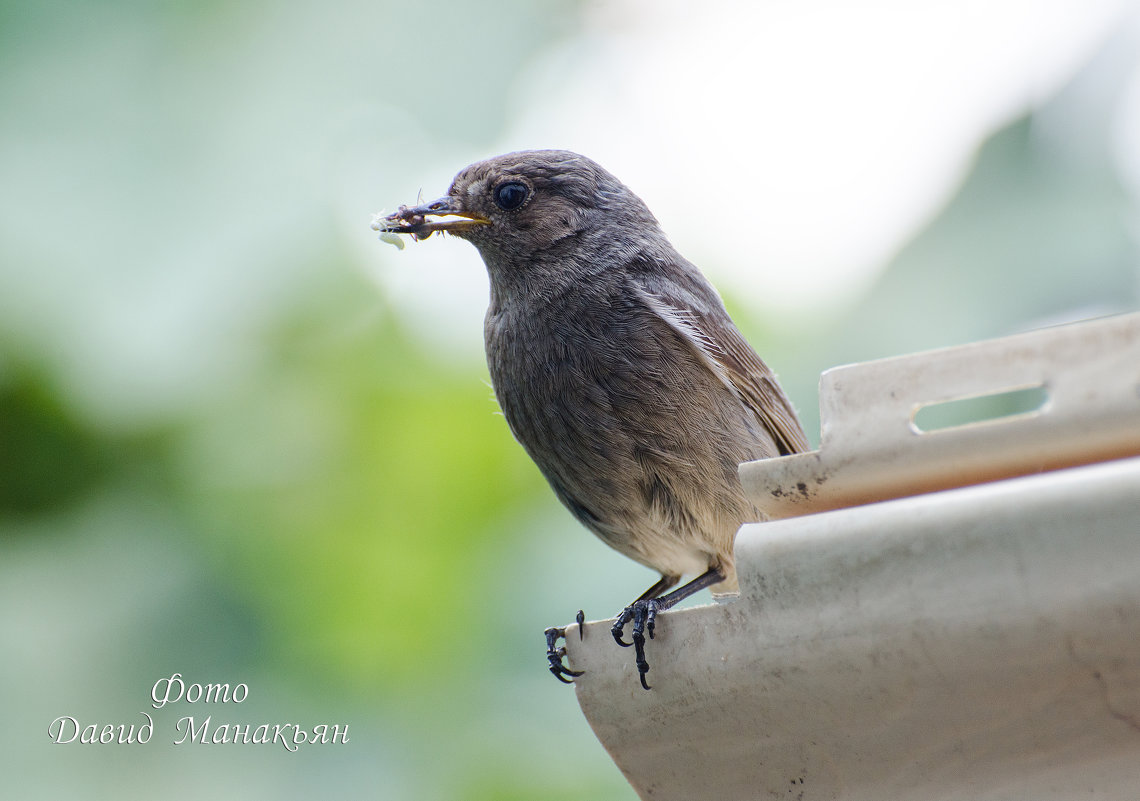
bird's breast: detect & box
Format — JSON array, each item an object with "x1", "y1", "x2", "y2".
[{"x1": 484, "y1": 299, "x2": 622, "y2": 453}]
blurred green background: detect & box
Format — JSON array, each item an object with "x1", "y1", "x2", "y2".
[{"x1": 2, "y1": 1, "x2": 1137, "y2": 799}]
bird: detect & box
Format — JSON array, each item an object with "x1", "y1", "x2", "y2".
[{"x1": 374, "y1": 150, "x2": 808, "y2": 689}]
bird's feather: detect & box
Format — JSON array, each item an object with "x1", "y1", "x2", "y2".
[{"x1": 632, "y1": 282, "x2": 809, "y2": 457}]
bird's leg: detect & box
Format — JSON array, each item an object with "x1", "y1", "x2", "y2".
[
  {"x1": 544, "y1": 610, "x2": 586, "y2": 683},
  {"x1": 612, "y1": 573, "x2": 680, "y2": 647},
  {"x1": 611, "y1": 566, "x2": 726, "y2": 690}
]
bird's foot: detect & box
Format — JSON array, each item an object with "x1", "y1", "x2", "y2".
[
  {"x1": 544, "y1": 610, "x2": 586, "y2": 684},
  {"x1": 611, "y1": 600, "x2": 660, "y2": 690}
]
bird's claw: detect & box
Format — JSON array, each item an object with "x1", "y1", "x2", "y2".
[
  {"x1": 545, "y1": 624, "x2": 584, "y2": 684},
  {"x1": 611, "y1": 599, "x2": 660, "y2": 690}
]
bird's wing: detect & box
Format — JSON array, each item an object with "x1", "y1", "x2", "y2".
[{"x1": 633, "y1": 283, "x2": 810, "y2": 456}]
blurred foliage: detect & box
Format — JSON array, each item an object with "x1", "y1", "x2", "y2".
[
  {"x1": 0, "y1": 364, "x2": 110, "y2": 518},
  {"x1": 177, "y1": 263, "x2": 548, "y2": 690}
]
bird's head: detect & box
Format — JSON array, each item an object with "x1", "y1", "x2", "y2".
[{"x1": 374, "y1": 150, "x2": 664, "y2": 271}]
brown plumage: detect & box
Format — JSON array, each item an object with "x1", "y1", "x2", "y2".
[{"x1": 377, "y1": 150, "x2": 807, "y2": 689}]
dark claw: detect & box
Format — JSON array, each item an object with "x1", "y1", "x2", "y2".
[
  {"x1": 611, "y1": 606, "x2": 635, "y2": 647},
  {"x1": 611, "y1": 599, "x2": 659, "y2": 690},
  {"x1": 576, "y1": 609, "x2": 585, "y2": 639},
  {"x1": 545, "y1": 626, "x2": 584, "y2": 683},
  {"x1": 632, "y1": 601, "x2": 654, "y2": 690},
  {"x1": 551, "y1": 656, "x2": 578, "y2": 683},
  {"x1": 608, "y1": 567, "x2": 725, "y2": 691}
]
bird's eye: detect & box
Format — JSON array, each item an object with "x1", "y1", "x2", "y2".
[{"x1": 493, "y1": 181, "x2": 529, "y2": 211}]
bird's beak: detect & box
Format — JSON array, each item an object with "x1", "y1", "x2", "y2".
[{"x1": 371, "y1": 197, "x2": 491, "y2": 241}]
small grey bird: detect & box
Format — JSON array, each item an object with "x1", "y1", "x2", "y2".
[{"x1": 375, "y1": 150, "x2": 807, "y2": 689}]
